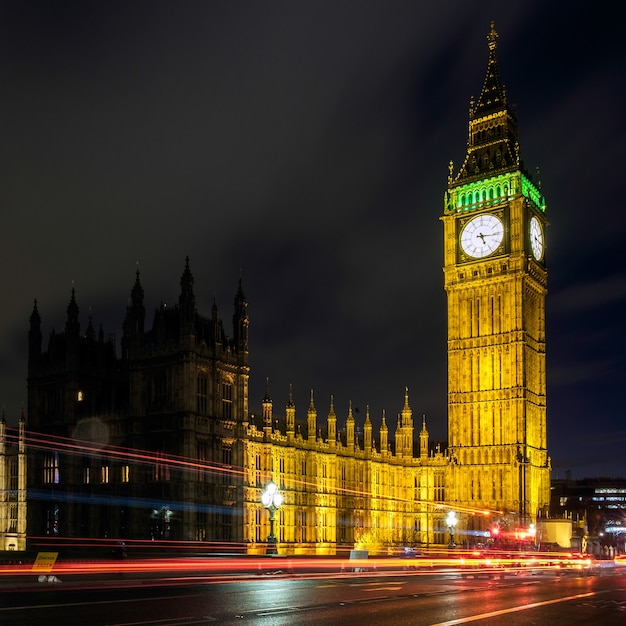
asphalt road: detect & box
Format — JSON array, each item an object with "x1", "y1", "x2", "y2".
[{"x1": 1, "y1": 567, "x2": 625, "y2": 625}]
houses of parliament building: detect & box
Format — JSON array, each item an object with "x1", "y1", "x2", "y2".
[{"x1": 1, "y1": 24, "x2": 550, "y2": 554}]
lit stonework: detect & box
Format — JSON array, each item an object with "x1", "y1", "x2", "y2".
[
  {"x1": 240, "y1": 388, "x2": 451, "y2": 554},
  {"x1": 0, "y1": 413, "x2": 27, "y2": 551},
  {"x1": 441, "y1": 22, "x2": 550, "y2": 535}
]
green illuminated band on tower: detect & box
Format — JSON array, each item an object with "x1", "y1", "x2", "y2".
[{"x1": 446, "y1": 172, "x2": 545, "y2": 214}]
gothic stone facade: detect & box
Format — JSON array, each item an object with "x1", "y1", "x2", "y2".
[{"x1": 23, "y1": 24, "x2": 550, "y2": 554}]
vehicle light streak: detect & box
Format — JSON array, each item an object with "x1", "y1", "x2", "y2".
[
  {"x1": 0, "y1": 551, "x2": 599, "y2": 582},
  {"x1": 3, "y1": 425, "x2": 510, "y2": 517}
]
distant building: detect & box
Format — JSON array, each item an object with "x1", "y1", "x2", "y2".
[
  {"x1": 0, "y1": 414, "x2": 26, "y2": 550},
  {"x1": 20, "y1": 23, "x2": 550, "y2": 554},
  {"x1": 547, "y1": 478, "x2": 626, "y2": 554}
]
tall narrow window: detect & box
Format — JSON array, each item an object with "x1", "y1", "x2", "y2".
[
  {"x1": 9, "y1": 504, "x2": 17, "y2": 532},
  {"x1": 222, "y1": 446, "x2": 232, "y2": 485},
  {"x1": 9, "y1": 458, "x2": 18, "y2": 491},
  {"x1": 197, "y1": 441, "x2": 208, "y2": 482},
  {"x1": 221, "y1": 382, "x2": 233, "y2": 419},
  {"x1": 197, "y1": 376, "x2": 207, "y2": 415},
  {"x1": 196, "y1": 511, "x2": 207, "y2": 541},
  {"x1": 154, "y1": 452, "x2": 170, "y2": 481},
  {"x1": 152, "y1": 370, "x2": 168, "y2": 409},
  {"x1": 255, "y1": 454, "x2": 261, "y2": 487},
  {"x1": 255, "y1": 507, "x2": 263, "y2": 543}
]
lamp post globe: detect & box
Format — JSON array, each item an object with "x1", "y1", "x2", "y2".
[{"x1": 261, "y1": 481, "x2": 282, "y2": 554}]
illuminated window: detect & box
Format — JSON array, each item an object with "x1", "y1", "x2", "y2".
[
  {"x1": 77, "y1": 390, "x2": 84, "y2": 402},
  {"x1": 196, "y1": 511, "x2": 207, "y2": 541},
  {"x1": 121, "y1": 465, "x2": 130, "y2": 483},
  {"x1": 101, "y1": 465, "x2": 109, "y2": 484},
  {"x1": 43, "y1": 452, "x2": 60, "y2": 484}
]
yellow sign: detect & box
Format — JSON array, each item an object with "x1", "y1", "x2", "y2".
[{"x1": 32, "y1": 552, "x2": 59, "y2": 572}]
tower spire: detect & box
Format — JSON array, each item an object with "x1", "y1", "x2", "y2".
[
  {"x1": 286, "y1": 383, "x2": 295, "y2": 439},
  {"x1": 380, "y1": 410, "x2": 388, "y2": 457},
  {"x1": 364, "y1": 405, "x2": 372, "y2": 455},
  {"x1": 346, "y1": 400, "x2": 355, "y2": 452},
  {"x1": 233, "y1": 273, "x2": 249, "y2": 352},
  {"x1": 473, "y1": 21, "x2": 506, "y2": 117},
  {"x1": 28, "y1": 299, "x2": 42, "y2": 366},
  {"x1": 122, "y1": 268, "x2": 145, "y2": 358},
  {"x1": 65, "y1": 288, "x2": 80, "y2": 336},
  {"x1": 327, "y1": 393, "x2": 337, "y2": 447},
  {"x1": 179, "y1": 256, "x2": 196, "y2": 328},
  {"x1": 262, "y1": 378, "x2": 272, "y2": 436},
  {"x1": 450, "y1": 21, "x2": 521, "y2": 188},
  {"x1": 307, "y1": 389, "x2": 317, "y2": 442}
]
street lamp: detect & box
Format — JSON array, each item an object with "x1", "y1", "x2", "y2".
[
  {"x1": 446, "y1": 511, "x2": 458, "y2": 548},
  {"x1": 261, "y1": 480, "x2": 282, "y2": 554},
  {"x1": 151, "y1": 506, "x2": 173, "y2": 539}
]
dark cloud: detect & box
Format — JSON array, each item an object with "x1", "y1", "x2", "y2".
[{"x1": 1, "y1": 1, "x2": 625, "y2": 479}]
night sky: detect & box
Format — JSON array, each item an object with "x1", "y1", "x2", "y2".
[{"x1": 1, "y1": 2, "x2": 624, "y2": 480}]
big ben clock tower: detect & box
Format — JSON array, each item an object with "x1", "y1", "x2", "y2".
[{"x1": 442, "y1": 23, "x2": 550, "y2": 534}]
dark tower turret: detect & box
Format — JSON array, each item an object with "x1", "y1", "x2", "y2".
[
  {"x1": 65, "y1": 289, "x2": 80, "y2": 369},
  {"x1": 232, "y1": 275, "x2": 249, "y2": 354},
  {"x1": 122, "y1": 270, "x2": 145, "y2": 359},
  {"x1": 65, "y1": 289, "x2": 80, "y2": 337},
  {"x1": 28, "y1": 299, "x2": 42, "y2": 372},
  {"x1": 179, "y1": 257, "x2": 196, "y2": 330}
]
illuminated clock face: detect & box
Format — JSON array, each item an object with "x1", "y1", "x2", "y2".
[
  {"x1": 529, "y1": 215, "x2": 544, "y2": 261},
  {"x1": 460, "y1": 214, "x2": 504, "y2": 258}
]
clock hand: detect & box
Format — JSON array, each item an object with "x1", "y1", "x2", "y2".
[{"x1": 477, "y1": 232, "x2": 486, "y2": 243}]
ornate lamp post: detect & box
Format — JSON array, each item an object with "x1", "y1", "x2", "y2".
[
  {"x1": 261, "y1": 480, "x2": 282, "y2": 554},
  {"x1": 446, "y1": 511, "x2": 458, "y2": 548}
]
